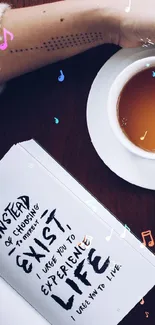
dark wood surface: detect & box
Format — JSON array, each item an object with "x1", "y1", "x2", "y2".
[{"x1": 0, "y1": 0, "x2": 155, "y2": 324}]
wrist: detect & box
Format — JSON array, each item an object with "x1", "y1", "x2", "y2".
[{"x1": 83, "y1": 0, "x2": 121, "y2": 46}]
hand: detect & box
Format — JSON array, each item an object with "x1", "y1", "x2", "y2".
[
  {"x1": 107, "y1": 0, "x2": 155, "y2": 48},
  {"x1": 71, "y1": 0, "x2": 155, "y2": 48}
]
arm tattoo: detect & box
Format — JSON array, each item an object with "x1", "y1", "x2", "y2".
[{"x1": 10, "y1": 32, "x2": 104, "y2": 54}]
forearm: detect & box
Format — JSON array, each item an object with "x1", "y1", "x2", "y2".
[{"x1": 0, "y1": 0, "x2": 119, "y2": 83}]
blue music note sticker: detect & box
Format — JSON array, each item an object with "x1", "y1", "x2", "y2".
[
  {"x1": 58, "y1": 70, "x2": 65, "y2": 82},
  {"x1": 54, "y1": 117, "x2": 59, "y2": 124}
]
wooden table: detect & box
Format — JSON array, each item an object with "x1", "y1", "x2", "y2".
[{"x1": 0, "y1": 0, "x2": 155, "y2": 324}]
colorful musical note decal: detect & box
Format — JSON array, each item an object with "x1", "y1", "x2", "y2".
[
  {"x1": 146, "y1": 38, "x2": 154, "y2": 45},
  {"x1": 54, "y1": 117, "x2": 59, "y2": 124},
  {"x1": 140, "y1": 230, "x2": 154, "y2": 247},
  {"x1": 58, "y1": 70, "x2": 65, "y2": 82},
  {"x1": 141, "y1": 38, "x2": 154, "y2": 48},
  {"x1": 125, "y1": 0, "x2": 131, "y2": 12},
  {"x1": 140, "y1": 298, "x2": 145, "y2": 305},
  {"x1": 106, "y1": 229, "x2": 113, "y2": 242},
  {"x1": 0, "y1": 28, "x2": 14, "y2": 51},
  {"x1": 78, "y1": 235, "x2": 93, "y2": 249},
  {"x1": 140, "y1": 131, "x2": 148, "y2": 141},
  {"x1": 120, "y1": 224, "x2": 130, "y2": 238},
  {"x1": 145, "y1": 312, "x2": 149, "y2": 318}
]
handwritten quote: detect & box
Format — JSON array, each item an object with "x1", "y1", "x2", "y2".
[{"x1": 0, "y1": 195, "x2": 122, "y2": 322}]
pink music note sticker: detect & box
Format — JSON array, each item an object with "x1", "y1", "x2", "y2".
[
  {"x1": 140, "y1": 297, "x2": 145, "y2": 305},
  {"x1": 0, "y1": 28, "x2": 14, "y2": 51}
]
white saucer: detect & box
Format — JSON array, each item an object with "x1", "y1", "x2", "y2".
[{"x1": 86, "y1": 46, "x2": 155, "y2": 190}]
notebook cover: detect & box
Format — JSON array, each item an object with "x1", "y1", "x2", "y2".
[{"x1": 0, "y1": 141, "x2": 155, "y2": 325}]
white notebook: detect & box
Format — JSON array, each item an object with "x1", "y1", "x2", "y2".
[{"x1": 0, "y1": 140, "x2": 155, "y2": 325}]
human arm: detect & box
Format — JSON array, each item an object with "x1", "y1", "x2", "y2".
[
  {"x1": 0, "y1": 0, "x2": 120, "y2": 83},
  {"x1": 1, "y1": 0, "x2": 155, "y2": 84}
]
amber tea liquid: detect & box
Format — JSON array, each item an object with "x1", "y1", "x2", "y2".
[{"x1": 118, "y1": 67, "x2": 155, "y2": 152}]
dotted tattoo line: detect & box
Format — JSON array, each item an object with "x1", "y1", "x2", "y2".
[{"x1": 9, "y1": 32, "x2": 104, "y2": 53}]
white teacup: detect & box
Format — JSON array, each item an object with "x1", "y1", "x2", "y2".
[{"x1": 107, "y1": 56, "x2": 155, "y2": 160}]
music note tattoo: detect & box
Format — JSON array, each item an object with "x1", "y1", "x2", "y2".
[
  {"x1": 140, "y1": 230, "x2": 154, "y2": 248},
  {"x1": 0, "y1": 28, "x2": 14, "y2": 51}
]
